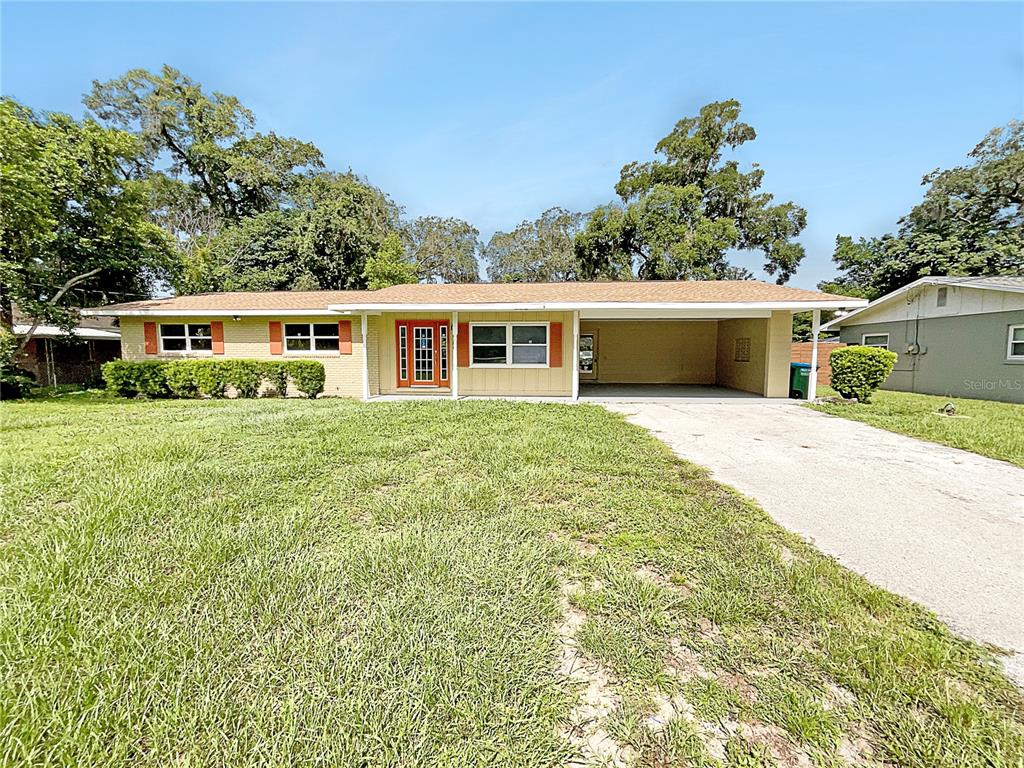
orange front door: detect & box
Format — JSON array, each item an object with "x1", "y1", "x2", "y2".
[{"x1": 396, "y1": 320, "x2": 449, "y2": 388}]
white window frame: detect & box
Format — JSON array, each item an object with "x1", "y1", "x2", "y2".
[
  {"x1": 284, "y1": 322, "x2": 340, "y2": 354},
  {"x1": 861, "y1": 333, "x2": 889, "y2": 350},
  {"x1": 469, "y1": 321, "x2": 550, "y2": 368},
  {"x1": 159, "y1": 323, "x2": 213, "y2": 354},
  {"x1": 1008, "y1": 324, "x2": 1024, "y2": 362}
]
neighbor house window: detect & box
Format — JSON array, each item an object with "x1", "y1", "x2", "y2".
[
  {"x1": 936, "y1": 286, "x2": 948, "y2": 307},
  {"x1": 862, "y1": 333, "x2": 889, "y2": 349},
  {"x1": 1008, "y1": 325, "x2": 1024, "y2": 361},
  {"x1": 734, "y1": 337, "x2": 751, "y2": 362},
  {"x1": 285, "y1": 323, "x2": 339, "y2": 352},
  {"x1": 470, "y1": 323, "x2": 548, "y2": 367},
  {"x1": 159, "y1": 323, "x2": 212, "y2": 353}
]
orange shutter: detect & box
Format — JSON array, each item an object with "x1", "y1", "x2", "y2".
[
  {"x1": 338, "y1": 320, "x2": 352, "y2": 354},
  {"x1": 549, "y1": 322, "x2": 563, "y2": 367},
  {"x1": 268, "y1": 321, "x2": 283, "y2": 355},
  {"x1": 144, "y1": 322, "x2": 158, "y2": 354},
  {"x1": 211, "y1": 321, "x2": 224, "y2": 354},
  {"x1": 457, "y1": 323, "x2": 470, "y2": 367}
]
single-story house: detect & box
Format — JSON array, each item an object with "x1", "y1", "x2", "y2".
[
  {"x1": 13, "y1": 309, "x2": 122, "y2": 387},
  {"x1": 82, "y1": 281, "x2": 865, "y2": 400},
  {"x1": 822, "y1": 276, "x2": 1024, "y2": 404}
]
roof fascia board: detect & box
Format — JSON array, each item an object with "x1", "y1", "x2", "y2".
[
  {"x1": 327, "y1": 300, "x2": 868, "y2": 312},
  {"x1": 80, "y1": 308, "x2": 344, "y2": 318}
]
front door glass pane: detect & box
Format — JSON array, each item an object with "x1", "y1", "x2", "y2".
[{"x1": 413, "y1": 326, "x2": 434, "y2": 382}]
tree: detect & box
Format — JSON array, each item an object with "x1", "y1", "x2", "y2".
[
  {"x1": 363, "y1": 232, "x2": 417, "y2": 289},
  {"x1": 178, "y1": 172, "x2": 401, "y2": 293},
  {"x1": 85, "y1": 66, "x2": 323, "y2": 288},
  {"x1": 0, "y1": 98, "x2": 171, "y2": 344},
  {"x1": 85, "y1": 66, "x2": 323, "y2": 222},
  {"x1": 293, "y1": 172, "x2": 401, "y2": 290},
  {"x1": 828, "y1": 121, "x2": 1024, "y2": 299},
  {"x1": 405, "y1": 216, "x2": 481, "y2": 283},
  {"x1": 485, "y1": 207, "x2": 583, "y2": 282},
  {"x1": 576, "y1": 99, "x2": 807, "y2": 283}
]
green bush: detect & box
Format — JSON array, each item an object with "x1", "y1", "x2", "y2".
[
  {"x1": 260, "y1": 362, "x2": 289, "y2": 397},
  {"x1": 224, "y1": 361, "x2": 263, "y2": 398},
  {"x1": 101, "y1": 359, "x2": 327, "y2": 400},
  {"x1": 102, "y1": 360, "x2": 170, "y2": 397},
  {"x1": 286, "y1": 360, "x2": 325, "y2": 398},
  {"x1": 0, "y1": 328, "x2": 35, "y2": 399},
  {"x1": 190, "y1": 361, "x2": 226, "y2": 398},
  {"x1": 829, "y1": 345, "x2": 897, "y2": 403},
  {"x1": 164, "y1": 360, "x2": 199, "y2": 398}
]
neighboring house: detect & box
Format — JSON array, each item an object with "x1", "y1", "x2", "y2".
[
  {"x1": 82, "y1": 281, "x2": 864, "y2": 400},
  {"x1": 822, "y1": 276, "x2": 1024, "y2": 404},
  {"x1": 13, "y1": 310, "x2": 121, "y2": 387}
]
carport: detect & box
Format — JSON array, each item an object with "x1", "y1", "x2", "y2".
[{"x1": 577, "y1": 310, "x2": 795, "y2": 399}]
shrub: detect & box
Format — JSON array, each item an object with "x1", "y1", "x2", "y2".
[
  {"x1": 102, "y1": 360, "x2": 169, "y2": 397},
  {"x1": 0, "y1": 328, "x2": 35, "y2": 399},
  {"x1": 191, "y1": 361, "x2": 227, "y2": 398},
  {"x1": 164, "y1": 360, "x2": 199, "y2": 398},
  {"x1": 224, "y1": 361, "x2": 262, "y2": 398},
  {"x1": 260, "y1": 361, "x2": 289, "y2": 397},
  {"x1": 100, "y1": 359, "x2": 327, "y2": 400},
  {"x1": 286, "y1": 360, "x2": 325, "y2": 398},
  {"x1": 829, "y1": 345, "x2": 897, "y2": 403}
]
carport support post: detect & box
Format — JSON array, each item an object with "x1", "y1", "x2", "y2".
[
  {"x1": 451, "y1": 311, "x2": 459, "y2": 400},
  {"x1": 571, "y1": 311, "x2": 580, "y2": 401},
  {"x1": 360, "y1": 313, "x2": 370, "y2": 401},
  {"x1": 807, "y1": 309, "x2": 820, "y2": 401}
]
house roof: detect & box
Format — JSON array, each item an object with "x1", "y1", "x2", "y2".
[
  {"x1": 82, "y1": 281, "x2": 865, "y2": 317},
  {"x1": 821, "y1": 275, "x2": 1024, "y2": 330}
]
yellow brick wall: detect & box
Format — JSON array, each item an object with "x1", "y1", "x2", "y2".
[
  {"x1": 715, "y1": 317, "x2": 769, "y2": 395},
  {"x1": 119, "y1": 316, "x2": 366, "y2": 397}
]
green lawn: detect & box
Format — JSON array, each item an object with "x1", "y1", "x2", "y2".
[
  {"x1": 807, "y1": 388, "x2": 1024, "y2": 467},
  {"x1": 1, "y1": 399, "x2": 1022, "y2": 767}
]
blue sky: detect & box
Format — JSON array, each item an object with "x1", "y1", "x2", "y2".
[{"x1": 2, "y1": 2, "x2": 1021, "y2": 289}]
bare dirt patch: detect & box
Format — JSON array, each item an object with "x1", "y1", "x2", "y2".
[
  {"x1": 738, "y1": 720, "x2": 814, "y2": 768},
  {"x1": 556, "y1": 580, "x2": 635, "y2": 767}
]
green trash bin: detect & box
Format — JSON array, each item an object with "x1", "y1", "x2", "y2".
[{"x1": 790, "y1": 363, "x2": 811, "y2": 399}]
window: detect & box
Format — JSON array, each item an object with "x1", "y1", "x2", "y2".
[
  {"x1": 862, "y1": 333, "x2": 889, "y2": 349},
  {"x1": 1008, "y1": 325, "x2": 1024, "y2": 361},
  {"x1": 470, "y1": 323, "x2": 548, "y2": 367},
  {"x1": 936, "y1": 286, "x2": 948, "y2": 307},
  {"x1": 284, "y1": 323, "x2": 339, "y2": 352},
  {"x1": 159, "y1": 323, "x2": 212, "y2": 353},
  {"x1": 734, "y1": 337, "x2": 751, "y2": 362}
]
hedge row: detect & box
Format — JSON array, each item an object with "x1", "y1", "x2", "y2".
[{"x1": 101, "y1": 360, "x2": 326, "y2": 399}]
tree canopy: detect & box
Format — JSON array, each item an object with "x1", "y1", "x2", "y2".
[
  {"x1": 404, "y1": 216, "x2": 480, "y2": 283},
  {"x1": 0, "y1": 98, "x2": 171, "y2": 339},
  {"x1": 363, "y1": 232, "x2": 418, "y2": 290},
  {"x1": 486, "y1": 207, "x2": 583, "y2": 282},
  {"x1": 575, "y1": 100, "x2": 807, "y2": 283},
  {"x1": 827, "y1": 121, "x2": 1023, "y2": 299}
]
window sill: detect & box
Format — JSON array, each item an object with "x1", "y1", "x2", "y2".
[{"x1": 468, "y1": 364, "x2": 550, "y2": 369}]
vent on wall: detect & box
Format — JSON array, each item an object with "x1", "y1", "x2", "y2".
[{"x1": 734, "y1": 337, "x2": 751, "y2": 362}]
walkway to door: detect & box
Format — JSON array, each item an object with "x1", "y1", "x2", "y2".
[{"x1": 579, "y1": 383, "x2": 768, "y2": 402}]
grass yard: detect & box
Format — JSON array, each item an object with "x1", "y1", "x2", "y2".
[
  {"x1": 1, "y1": 398, "x2": 1022, "y2": 767},
  {"x1": 807, "y1": 388, "x2": 1024, "y2": 468}
]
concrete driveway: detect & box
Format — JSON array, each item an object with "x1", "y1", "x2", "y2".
[{"x1": 603, "y1": 400, "x2": 1024, "y2": 683}]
